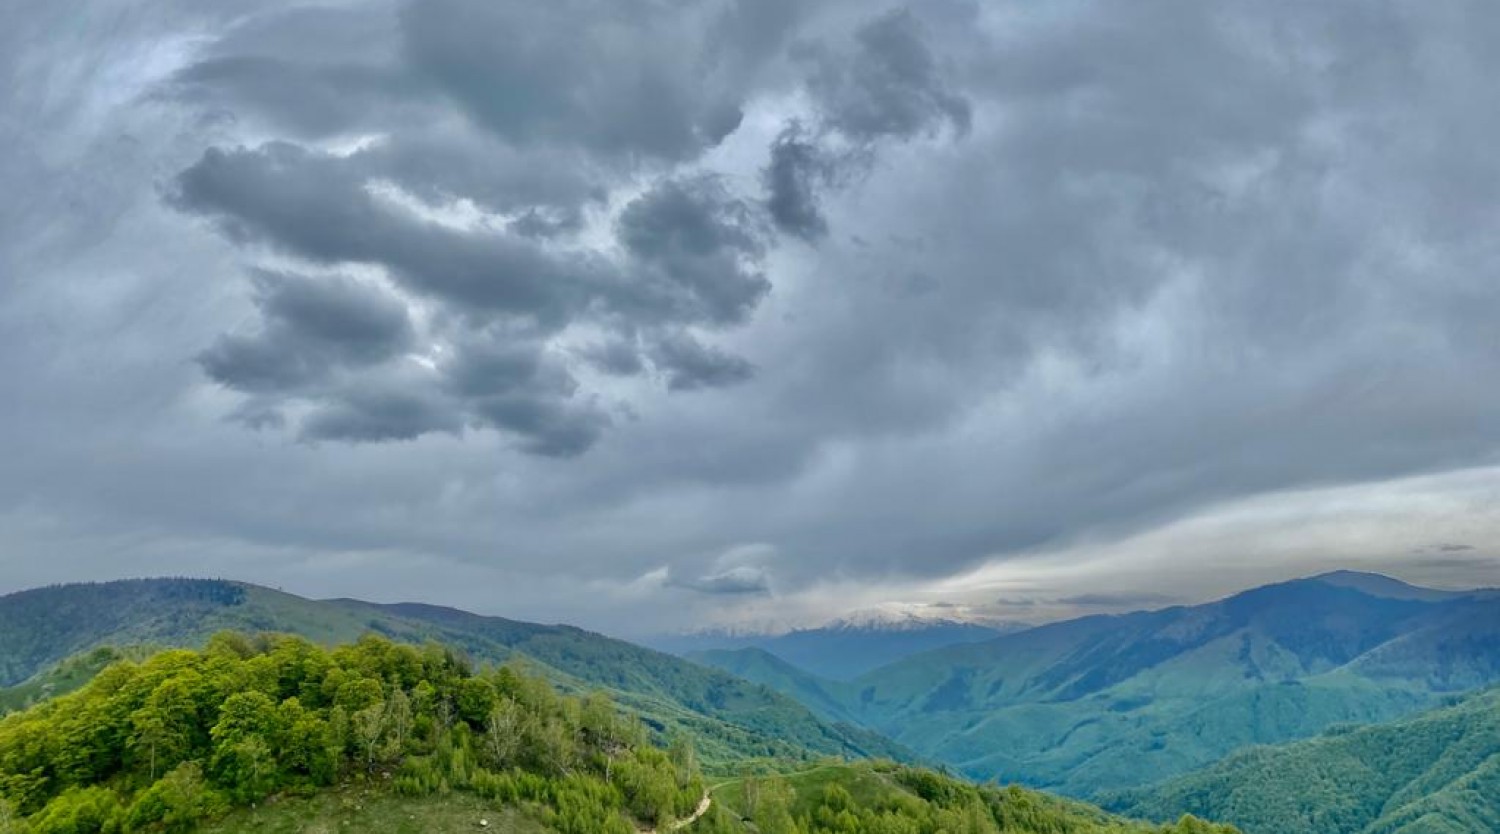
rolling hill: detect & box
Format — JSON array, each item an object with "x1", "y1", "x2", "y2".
[
  {"x1": 1110, "y1": 686, "x2": 1500, "y2": 834},
  {"x1": 0, "y1": 578, "x2": 903, "y2": 767}
]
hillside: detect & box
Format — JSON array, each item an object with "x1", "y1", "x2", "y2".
[
  {"x1": 650, "y1": 617, "x2": 1019, "y2": 681},
  {"x1": 703, "y1": 759, "x2": 1236, "y2": 834},
  {"x1": 687, "y1": 648, "x2": 858, "y2": 725},
  {"x1": 0, "y1": 633, "x2": 713, "y2": 833},
  {"x1": 0, "y1": 579, "x2": 902, "y2": 767},
  {"x1": 1110, "y1": 687, "x2": 1500, "y2": 834},
  {"x1": 795, "y1": 573, "x2": 1500, "y2": 795},
  {"x1": 0, "y1": 635, "x2": 1238, "y2": 834}
]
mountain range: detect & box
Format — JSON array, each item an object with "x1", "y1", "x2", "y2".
[
  {"x1": 6, "y1": 569, "x2": 1498, "y2": 824},
  {"x1": 646, "y1": 612, "x2": 1023, "y2": 680},
  {"x1": 0, "y1": 578, "x2": 903, "y2": 767},
  {"x1": 691, "y1": 571, "x2": 1500, "y2": 796}
]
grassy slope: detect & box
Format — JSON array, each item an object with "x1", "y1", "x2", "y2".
[
  {"x1": 1110, "y1": 687, "x2": 1500, "y2": 834},
  {"x1": 207, "y1": 760, "x2": 1234, "y2": 834},
  {"x1": 0, "y1": 579, "x2": 905, "y2": 768},
  {"x1": 0, "y1": 646, "x2": 159, "y2": 714},
  {"x1": 199, "y1": 789, "x2": 548, "y2": 834}
]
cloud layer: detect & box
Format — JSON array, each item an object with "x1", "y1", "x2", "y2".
[{"x1": 2, "y1": 0, "x2": 1500, "y2": 634}]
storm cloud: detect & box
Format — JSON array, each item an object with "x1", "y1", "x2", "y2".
[{"x1": 3, "y1": 0, "x2": 1500, "y2": 634}]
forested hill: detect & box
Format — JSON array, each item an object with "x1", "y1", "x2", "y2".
[
  {"x1": 1110, "y1": 686, "x2": 1500, "y2": 834},
  {"x1": 818, "y1": 572, "x2": 1500, "y2": 795},
  {"x1": 0, "y1": 579, "x2": 901, "y2": 767},
  {"x1": 0, "y1": 634, "x2": 1238, "y2": 834}
]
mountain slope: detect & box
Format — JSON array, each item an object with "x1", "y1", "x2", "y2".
[
  {"x1": 837, "y1": 573, "x2": 1500, "y2": 795},
  {"x1": 687, "y1": 647, "x2": 858, "y2": 724},
  {"x1": 0, "y1": 635, "x2": 1239, "y2": 834},
  {"x1": 1110, "y1": 687, "x2": 1500, "y2": 834},
  {"x1": 0, "y1": 578, "x2": 904, "y2": 766},
  {"x1": 651, "y1": 616, "x2": 1019, "y2": 681}
]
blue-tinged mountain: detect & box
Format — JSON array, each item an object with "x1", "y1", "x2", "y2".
[
  {"x1": 649, "y1": 611, "x2": 1024, "y2": 681},
  {"x1": 1111, "y1": 685, "x2": 1500, "y2": 834},
  {"x1": 0, "y1": 578, "x2": 906, "y2": 766},
  {"x1": 687, "y1": 646, "x2": 861, "y2": 725},
  {"x1": 727, "y1": 572, "x2": 1500, "y2": 797}
]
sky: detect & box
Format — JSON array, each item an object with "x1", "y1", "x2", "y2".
[{"x1": 3, "y1": 0, "x2": 1499, "y2": 637}]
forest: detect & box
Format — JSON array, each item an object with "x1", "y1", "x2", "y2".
[{"x1": 0, "y1": 632, "x2": 1235, "y2": 834}]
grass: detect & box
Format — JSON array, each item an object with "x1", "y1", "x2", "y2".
[{"x1": 198, "y1": 787, "x2": 550, "y2": 834}]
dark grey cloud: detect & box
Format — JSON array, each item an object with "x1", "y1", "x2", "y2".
[
  {"x1": 760, "y1": 7, "x2": 971, "y2": 243},
  {"x1": 668, "y1": 565, "x2": 772, "y2": 595},
  {"x1": 172, "y1": 143, "x2": 765, "y2": 452},
  {"x1": 763, "y1": 123, "x2": 832, "y2": 241},
  {"x1": 173, "y1": 143, "x2": 600, "y2": 324},
  {"x1": 802, "y1": 8, "x2": 971, "y2": 143},
  {"x1": 614, "y1": 175, "x2": 771, "y2": 327},
  {"x1": 580, "y1": 340, "x2": 647, "y2": 378},
  {"x1": 199, "y1": 269, "x2": 414, "y2": 395},
  {"x1": 649, "y1": 332, "x2": 757, "y2": 392},
  {"x1": 300, "y1": 379, "x2": 462, "y2": 444}
]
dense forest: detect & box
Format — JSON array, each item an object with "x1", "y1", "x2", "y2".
[
  {"x1": 0, "y1": 633, "x2": 1236, "y2": 833},
  {"x1": 1111, "y1": 687, "x2": 1500, "y2": 833},
  {"x1": 0, "y1": 633, "x2": 706, "y2": 833}
]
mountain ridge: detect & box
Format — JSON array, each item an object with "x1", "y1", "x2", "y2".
[
  {"x1": 0, "y1": 577, "x2": 907, "y2": 767},
  {"x1": 694, "y1": 570, "x2": 1500, "y2": 797}
]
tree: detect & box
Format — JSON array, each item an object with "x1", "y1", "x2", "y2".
[
  {"x1": 581, "y1": 693, "x2": 629, "y2": 781},
  {"x1": 125, "y1": 762, "x2": 225, "y2": 833},
  {"x1": 483, "y1": 698, "x2": 524, "y2": 770},
  {"x1": 668, "y1": 734, "x2": 697, "y2": 788},
  {"x1": 385, "y1": 687, "x2": 413, "y2": 756},
  {"x1": 351, "y1": 702, "x2": 387, "y2": 773},
  {"x1": 130, "y1": 678, "x2": 195, "y2": 780},
  {"x1": 456, "y1": 678, "x2": 498, "y2": 726},
  {"x1": 0, "y1": 797, "x2": 17, "y2": 834}
]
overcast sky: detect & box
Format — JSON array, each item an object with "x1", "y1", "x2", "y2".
[{"x1": 4, "y1": 0, "x2": 1499, "y2": 637}]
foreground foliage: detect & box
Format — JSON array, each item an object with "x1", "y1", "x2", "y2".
[
  {"x1": 0, "y1": 633, "x2": 705, "y2": 833},
  {"x1": 706, "y1": 760, "x2": 1237, "y2": 834}
]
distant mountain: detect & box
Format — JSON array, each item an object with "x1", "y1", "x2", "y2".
[
  {"x1": 0, "y1": 578, "x2": 906, "y2": 766},
  {"x1": 1111, "y1": 686, "x2": 1500, "y2": 834},
  {"x1": 760, "y1": 572, "x2": 1500, "y2": 797},
  {"x1": 1310, "y1": 569, "x2": 1492, "y2": 602},
  {"x1": 650, "y1": 613, "x2": 1023, "y2": 680},
  {"x1": 687, "y1": 647, "x2": 860, "y2": 725}
]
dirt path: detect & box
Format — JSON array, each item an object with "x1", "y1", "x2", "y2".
[
  {"x1": 640, "y1": 792, "x2": 711, "y2": 833},
  {"x1": 669, "y1": 793, "x2": 712, "y2": 831}
]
